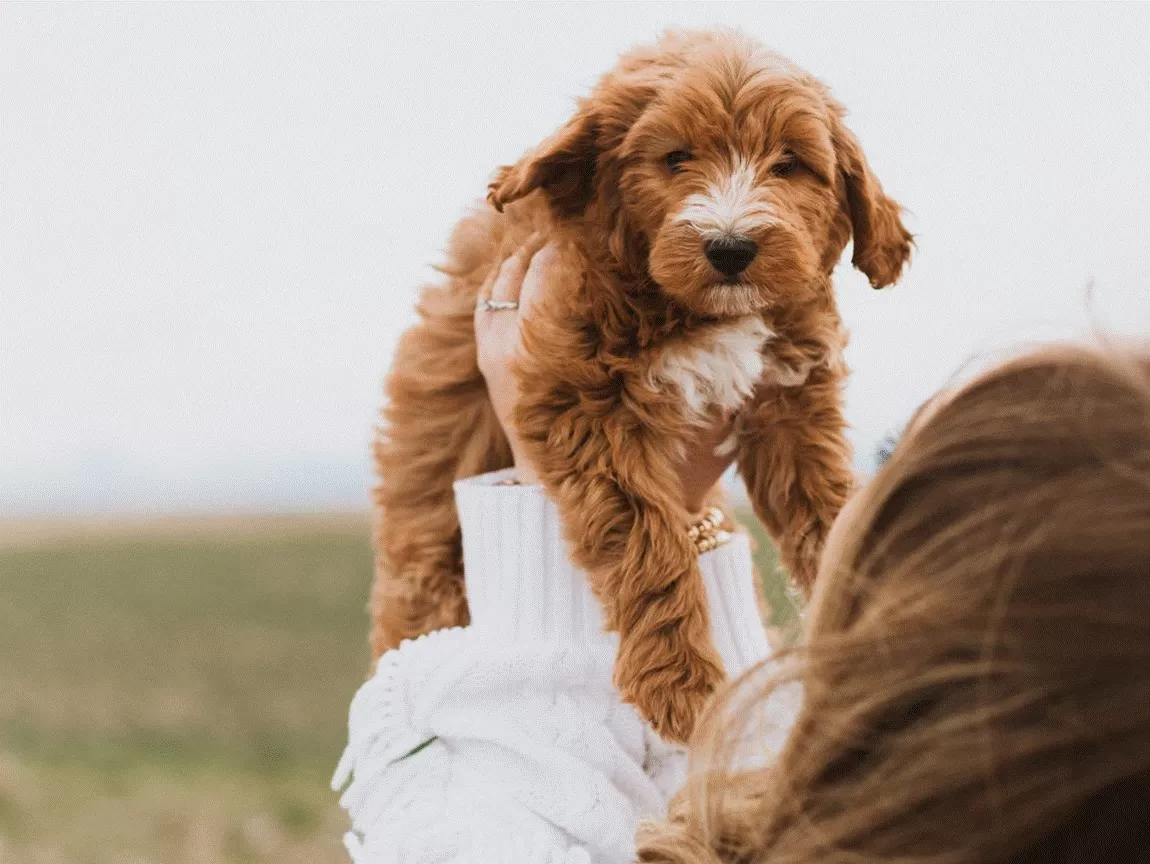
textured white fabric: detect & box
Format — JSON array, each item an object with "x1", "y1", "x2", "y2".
[{"x1": 333, "y1": 470, "x2": 785, "y2": 863}]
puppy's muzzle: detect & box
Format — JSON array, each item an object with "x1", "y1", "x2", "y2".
[{"x1": 704, "y1": 236, "x2": 758, "y2": 280}]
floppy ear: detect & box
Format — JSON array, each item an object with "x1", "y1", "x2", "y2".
[
  {"x1": 487, "y1": 105, "x2": 599, "y2": 218},
  {"x1": 833, "y1": 119, "x2": 913, "y2": 288}
]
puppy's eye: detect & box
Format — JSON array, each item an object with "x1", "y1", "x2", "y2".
[
  {"x1": 771, "y1": 153, "x2": 800, "y2": 178},
  {"x1": 664, "y1": 150, "x2": 693, "y2": 174}
]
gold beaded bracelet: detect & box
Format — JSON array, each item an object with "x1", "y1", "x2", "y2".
[
  {"x1": 687, "y1": 506, "x2": 733, "y2": 554},
  {"x1": 495, "y1": 478, "x2": 730, "y2": 553}
]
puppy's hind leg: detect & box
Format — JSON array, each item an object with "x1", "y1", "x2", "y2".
[{"x1": 370, "y1": 282, "x2": 512, "y2": 659}]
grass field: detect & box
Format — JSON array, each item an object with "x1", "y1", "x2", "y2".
[{"x1": 0, "y1": 511, "x2": 795, "y2": 864}]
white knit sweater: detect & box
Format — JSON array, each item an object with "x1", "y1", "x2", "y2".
[{"x1": 333, "y1": 470, "x2": 787, "y2": 863}]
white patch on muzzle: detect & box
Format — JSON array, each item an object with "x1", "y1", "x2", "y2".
[{"x1": 674, "y1": 157, "x2": 778, "y2": 240}]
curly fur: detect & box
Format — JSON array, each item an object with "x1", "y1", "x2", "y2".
[{"x1": 371, "y1": 30, "x2": 912, "y2": 742}]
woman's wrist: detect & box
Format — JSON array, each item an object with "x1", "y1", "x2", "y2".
[
  {"x1": 454, "y1": 469, "x2": 771, "y2": 676},
  {"x1": 512, "y1": 455, "x2": 539, "y2": 485},
  {"x1": 454, "y1": 470, "x2": 609, "y2": 643},
  {"x1": 687, "y1": 506, "x2": 733, "y2": 554}
]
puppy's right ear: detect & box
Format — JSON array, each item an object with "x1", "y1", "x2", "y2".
[{"x1": 487, "y1": 105, "x2": 599, "y2": 218}]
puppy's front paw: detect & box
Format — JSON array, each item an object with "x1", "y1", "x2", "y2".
[
  {"x1": 619, "y1": 646, "x2": 725, "y2": 744},
  {"x1": 788, "y1": 519, "x2": 831, "y2": 595}
]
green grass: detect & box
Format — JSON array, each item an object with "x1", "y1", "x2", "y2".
[
  {"x1": 0, "y1": 510, "x2": 791, "y2": 863},
  {"x1": 739, "y1": 512, "x2": 803, "y2": 642},
  {"x1": 0, "y1": 517, "x2": 372, "y2": 863}
]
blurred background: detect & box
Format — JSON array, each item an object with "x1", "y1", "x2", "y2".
[{"x1": 2, "y1": 2, "x2": 1148, "y2": 862}]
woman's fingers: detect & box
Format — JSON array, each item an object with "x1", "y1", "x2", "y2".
[
  {"x1": 488, "y1": 248, "x2": 530, "y2": 304},
  {"x1": 472, "y1": 237, "x2": 554, "y2": 487},
  {"x1": 476, "y1": 237, "x2": 553, "y2": 351},
  {"x1": 519, "y1": 244, "x2": 557, "y2": 324},
  {"x1": 482, "y1": 232, "x2": 546, "y2": 304},
  {"x1": 476, "y1": 253, "x2": 525, "y2": 364},
  {"x1": 476, "y1": 237, "x2": 553, "y2": 375}
]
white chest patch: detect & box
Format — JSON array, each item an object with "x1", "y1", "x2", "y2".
[{"x1": 649, "y1": 316, "x2": 771, "y2": 428}]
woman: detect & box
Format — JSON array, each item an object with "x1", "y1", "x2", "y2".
[
  {"x1": 336, "y1": 245, "x2": 1150, "y2": 863},
  {"x1": 640, "y1": 334, "x2": 1150, "y2": 863}
]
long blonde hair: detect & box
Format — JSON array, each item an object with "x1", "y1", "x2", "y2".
[{"x1": 640, "y1": 342, "x2": 1150, "y2": 864}]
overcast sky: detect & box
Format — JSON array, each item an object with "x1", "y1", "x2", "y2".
[{"x1": 3, "y1": 2, "x2": 1149, "y2": 516}]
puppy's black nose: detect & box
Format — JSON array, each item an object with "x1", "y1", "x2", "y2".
[{"x1": 704, "y1": 236, "x2": 758, "y2": 279}]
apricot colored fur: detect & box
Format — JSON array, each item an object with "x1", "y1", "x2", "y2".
[{"x1": 371, "y1": 30, "x2": 911, "y2": 741}]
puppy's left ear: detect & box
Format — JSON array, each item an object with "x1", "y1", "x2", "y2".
[
  {"x1": 833, "y1": 117, "x2": 913, "y2": 288},
  {"x1": 487, "y1": 105, "x2": 599, "y2": 218}
]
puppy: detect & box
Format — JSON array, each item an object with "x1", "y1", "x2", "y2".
[{"x1": 371, "y1": 30, "x2": 911, "y2": 742}]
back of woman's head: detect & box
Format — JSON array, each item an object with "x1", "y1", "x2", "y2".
[{"x1": 640, "y1": 342, "x2": 1150, "y2": 864}]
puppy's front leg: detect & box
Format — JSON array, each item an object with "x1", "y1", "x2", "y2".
[
  {"x1": 515, "y1": 350, "x2": 725, "y2": 743},
  {"x1": 737, "y1": 361, "x2": 855, "y2": 594}
]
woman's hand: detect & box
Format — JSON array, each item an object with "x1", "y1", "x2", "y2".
[{"x1": 474, "y1": 241, "x2": 737, "y2": 515}]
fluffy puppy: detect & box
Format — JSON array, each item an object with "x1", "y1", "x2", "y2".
[{"x1": 371, "y1": 30, "x2": 912, "y2": 742}]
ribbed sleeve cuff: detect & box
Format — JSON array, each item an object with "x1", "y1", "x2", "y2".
[
  {"x1": 455, "y1": 469, "x2": 606, "y2": 644},
  {"x1": 453, "y1": 469, "x2": 772, "y2": 677},
  {"x1": 698, "y1": 531, "x2": 771, "y2": 678}
]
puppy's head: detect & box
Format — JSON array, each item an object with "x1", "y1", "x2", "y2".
[{"x1": 489, "y1": 30, "x2": 913, "y2": 318}]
